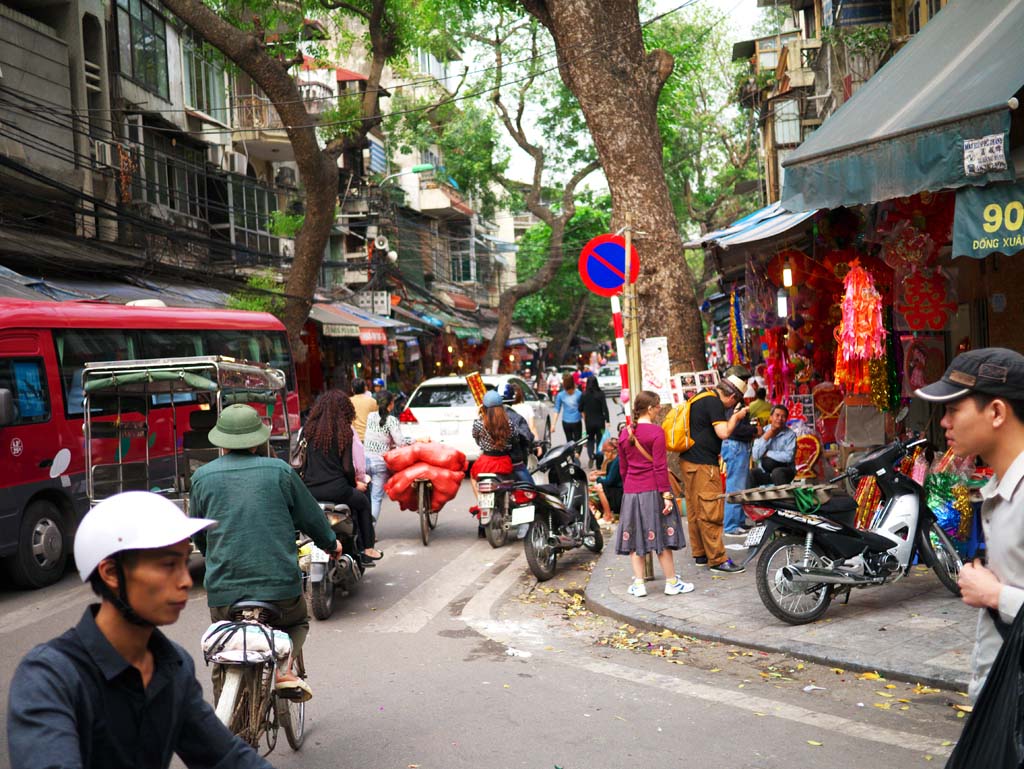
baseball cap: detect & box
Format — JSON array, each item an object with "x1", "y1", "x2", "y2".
[
  {"x1": 482, "y1": 390, "x2": 504, "y2": 408},
  {"x1": 372, "y1": 377, "x2": 385, "y2": 387},
  {"x1": 915, "y1": 347, "x2": 1024, "y2": 403}
]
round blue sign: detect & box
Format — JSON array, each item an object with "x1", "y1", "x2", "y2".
[{"x1": 578, "y1": 234, "x2": 640, "y2": 297}]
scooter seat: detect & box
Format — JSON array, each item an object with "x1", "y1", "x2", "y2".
[
  {"x1": 777, "y1": 494, "x2": 858, "y2": 528},
  {"x1": 534, "y1": 483, "x2": 559, "y2": 495}
]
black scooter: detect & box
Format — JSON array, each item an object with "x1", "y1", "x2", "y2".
[
  {"x1": 512, "y1": 437, "x2": 602, "y2": 581},
  {"x1": 732, "y1": 437, "x2": 962, "y2": 625},
  {"x1": 300, "y1": 502, "x2": 364, "y2": 620}
]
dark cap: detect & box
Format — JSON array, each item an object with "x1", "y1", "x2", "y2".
[{"x1": 915, "y1": 347, "x2": 1024, "y2": 403}]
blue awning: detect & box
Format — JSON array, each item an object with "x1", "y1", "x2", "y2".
[
  {"x1": 781, "y1": 0, "x2": 1024, "y2": 211},
  {"x1": 683, "y1": 202, "x2": 815, "y2": 250}
]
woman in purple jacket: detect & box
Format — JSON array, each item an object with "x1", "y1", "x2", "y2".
[{"x1": 616, "y1": 390, "x2": 694, "y2": 598}]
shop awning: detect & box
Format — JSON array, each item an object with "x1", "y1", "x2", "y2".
[
  {"x1": 780, "y1": 0, "x2": 1024, "y2": 212},
  {"x1": 683, "y1": 202, "x2": 815, "y2": 250},
  {"x1": 309, "y1": 303, "x2": 381, "y2": 341}
]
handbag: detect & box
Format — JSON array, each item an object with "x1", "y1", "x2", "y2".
[
  {"x1": 945, "y1": 606, "x2": 1024, "y2": 769},
  {"x1": 289, "y1": 437, "x2": 308, "y2": 476}
]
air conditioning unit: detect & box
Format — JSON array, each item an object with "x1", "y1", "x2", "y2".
[
  {"x1": 94, "y1": 140, "x2": 114, "y2": 168},
  {"x1": 207, "y1": 145, "x2": 225, "y2": 168},
  {"x1": 222, "y1": 150, "x2": 249, "y2": 175}
]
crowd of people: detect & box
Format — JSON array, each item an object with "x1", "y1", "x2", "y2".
[{"x1": 14, "y1": 346, "x2": 1024, "y2": 767}]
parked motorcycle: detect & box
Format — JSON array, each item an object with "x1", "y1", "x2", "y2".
[
  {"x1": 298, "y1": 502, "x2": 363, "y2": 620},
  {"x1": 734, "y1": 437, "x2": 963, "y2": 625},
  {"x1": 513, "y1": 437, "x2": 602, "y2": 581}
]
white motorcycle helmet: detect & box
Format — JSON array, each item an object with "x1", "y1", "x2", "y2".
[{"x1": 75, "y1": 492, "x2": 216, "y2": 625}]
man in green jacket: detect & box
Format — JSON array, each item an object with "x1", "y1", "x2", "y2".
[{"x1": 190, "y1": 404, "x2": 341, "y2": 702}]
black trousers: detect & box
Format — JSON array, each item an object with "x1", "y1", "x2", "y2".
[
  {"x1": 752, "y1": 462, "x2": 796, "y2": 486},
  {"x1": 563, "y1": 420, "x2": 583, "y2": 444},
  {"x1": 310, "y1": 482, "x2": 375, "y2": 549},
  {"x1": 585, "y1": 422, "x2": 605, "y2": 467}
]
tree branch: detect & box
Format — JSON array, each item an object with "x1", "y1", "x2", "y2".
[{"x1": 320, "y1": 0, "x2": 371, "y2": 19}]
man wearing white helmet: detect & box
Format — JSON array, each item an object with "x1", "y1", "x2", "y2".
[{"x1": 6, "y1": 492, "x2": 272, "y2": 769}]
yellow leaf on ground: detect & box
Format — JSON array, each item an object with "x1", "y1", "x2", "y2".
[
  {"x1": 831, "y1": 667, "x2": 845, "y2": 674},
  {"x1": 873, "y1": 702, "x2": 891, "y2": 710},
  {"x1": 807, "y1": 740, "x2": 823, "y2": 747},
  {"x1": 709, "y1": 668, "x2": 721, "y2": 673},
  {"x1": 875, "y1": 691, "x2": 894, "y2": 698},
  {"x1": 857, "y1": 671, "x2": 883, "y2": 681},
  {"x1": 941, "y1": 741, "x2": 953, "y2": 747},
  {"x1": 953, "y1": 704, "x2": 973, "y2": 713},
  {"x1": 884, "y1": 684, "x2": 897, "y2": 689}
]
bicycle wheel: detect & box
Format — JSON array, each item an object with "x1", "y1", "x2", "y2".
[
  {"x1": 277, "y1": 651, "x2": 306, "y2": 751},
  {"x1": 223, "y1": 666, "x2": 268, "y2": 748},
  {"x1": 419, "y1": 482, "x2": 430, "y2": 546}
]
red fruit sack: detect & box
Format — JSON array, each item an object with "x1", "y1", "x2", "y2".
[
  {"x1": 413, "y1": 442, "x2": 468, "y2": 472},
  {"x1": 383, "y1": 444, "x2": 419, "y2": 473}
]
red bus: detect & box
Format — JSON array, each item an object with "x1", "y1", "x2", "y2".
[{"x1": 0, "y1": 299, "x2": 299, "y2": 588}]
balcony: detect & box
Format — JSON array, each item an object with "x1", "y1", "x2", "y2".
[
  {"x1": 418, "y1": 179, "x2": 474, "y2": 218},
  {"x1": 233, "y1": 82, "x2": 335, "y2": 161}
]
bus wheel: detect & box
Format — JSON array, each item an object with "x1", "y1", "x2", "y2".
[{"x1": 4, "y1": 500, "x2": 69, "y2": 588}]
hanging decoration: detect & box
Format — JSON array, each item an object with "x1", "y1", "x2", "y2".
[
  {"x1": 869, "y1": 308, "x2": 901, "y2": 412},
  {"x1": 834, "y1": 260, "x2": 886, "y2": 394},
  {"x1": 728, "y1": 291, "x2": 746, "y2": 365},
  {"x1": 763, "y1": 327, "x2": 791, "y2": 401},
  {"x1": 854, "y1": 475, "x2": 882, "y2": 530},
  {"x1": 896, "y1": 269, "x2": 957, "y2": 331}
]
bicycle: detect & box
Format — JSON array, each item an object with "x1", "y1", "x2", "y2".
[
  {"x1": 414, "y1": 477, "x2": 437, "y2": 546},
  {"x1": 202, "y1": 601, "x2": 306, "y2": 756}
]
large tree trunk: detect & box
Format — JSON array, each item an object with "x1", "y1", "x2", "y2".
[{"x1": 519, "y1": 0, "x2": 705, "y2": 370}]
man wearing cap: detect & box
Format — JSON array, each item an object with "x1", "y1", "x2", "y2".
[
  {"x1": 7, "y1": 492, "x2": 273, "y2": 769},
  {"x1": 678, "y1": 376, "x2": 750, "y2": 574},
  {"x1": 189, "y1": 404, "x2": 341, "y2": 701},
  {"x1": 916, "y1": 347, "x2": 1024, "y2": 703}
]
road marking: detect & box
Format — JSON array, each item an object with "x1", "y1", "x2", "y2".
[
  {"x1": 0, "y1": 583, "x2": 91, "y2": 636},
  {"x1": 362, "y1": 541, "x2": 515, "y2": 634},
  {"x1": 460, "y1": 555, "x2": 954, "y2": 759}
]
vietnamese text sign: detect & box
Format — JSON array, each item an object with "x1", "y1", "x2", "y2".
[
  {"x1": 640, "y1": 336, "x2": 672, "y2": 401},
  {"x1": 953, "y1": 179, "x2": 1024, "y2": 259}
]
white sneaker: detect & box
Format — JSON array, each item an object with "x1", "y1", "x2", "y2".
[
  {"x1": 664, "y1": 576, "x2": 695, "y2": 595},
  {"x1": 627, "y1": 579, "x2": 647, "y2": 597}
]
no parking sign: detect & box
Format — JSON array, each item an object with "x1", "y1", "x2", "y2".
[{"x1": 578, "y1": 234, "x2": 639, "y2": 297}]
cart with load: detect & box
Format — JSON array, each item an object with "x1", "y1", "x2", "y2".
[{"x1": 382, "y1": 442, "x2": 467, "y2": 545}]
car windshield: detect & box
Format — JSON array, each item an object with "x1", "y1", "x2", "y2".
[{"x1": 408, "y1": 384, "x2": 475, "y2": 408}]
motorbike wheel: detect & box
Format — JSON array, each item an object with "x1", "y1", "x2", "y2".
[
  {"x1": 484, "y1": 512, "x2": 509, "y2": 548},
  {"x1": 583, "y1": 516, "x2": 604, "y2": 554},
  {"x1": 524, "y1": 518, "x2": 558, "y2": 581},
  {"x1": 276, "y1": 651, "x2": 306, "y2": 751},
  {"x1": 756, "y1": 534, "x2": 833, "y2": 625},
  {"x1": 916, "y1": 519, "x2": 962, "y2": 597},
  {"x1": 310, "y1": 573, "x2": 335, "y2": 620}
]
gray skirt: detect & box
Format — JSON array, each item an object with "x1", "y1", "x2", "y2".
[{"x1": 615, "y1": 490, "x2": 686, "y2": 556}]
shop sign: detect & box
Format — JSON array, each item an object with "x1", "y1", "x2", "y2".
[
  {"x1": 953, "y1": 179, "x2": 1024, "y2": 259},
  {"x1": 963, "y1": 133, "x2": 1007, "y2": 177},
  {"x1": 359, "y1": 328, "x2": 388, "y2": 346},
  {"x1": 322, "y1": 323, "x2": 360, "y2": 338}
]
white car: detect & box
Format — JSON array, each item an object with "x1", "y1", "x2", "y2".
[
  {"x1": 597, "y1": 365, "x2": 621, "y2": 395},
  {"x1": 399, "y1": 375, "x2": 555, "y2": 461}
]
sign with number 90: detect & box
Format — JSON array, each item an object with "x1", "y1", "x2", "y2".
[{"x1": 983, "y1": 201, "x2": 1024, "y2": 233}]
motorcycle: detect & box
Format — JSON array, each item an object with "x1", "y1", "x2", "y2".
[
  {"x1": 734, "y1": 436, "x2": 963, "y2": 625},
  {"x1": 513, "y1": 437, "x2": 603, "y2": 581},
  {"x1": 476, "y1": 472, "x2": 516, "y2": 548},
  {"x1": 298, "y1": 502, "x2": 363, "y2": 620}
]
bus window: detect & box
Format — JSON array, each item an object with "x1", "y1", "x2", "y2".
[
  {"x1": 140, "y1": 330, "x2": 202, "y2": 359},
  {"x1": 54, "y1": 330, "x2": 137, "y2": 416},
  {"x1": 202, "y1": 329, "x2": 294, "y2": 390},
  {"x1": 0, "y1": 358, "x2": 50, "y2": 424}
]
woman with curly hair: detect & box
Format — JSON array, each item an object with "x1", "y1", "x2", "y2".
[{"x1": 302, "y1": 389, "x2": 381, "y2": 564}]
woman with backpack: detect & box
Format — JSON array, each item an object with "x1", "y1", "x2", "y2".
[{"x1": 616, "y1": 390, "x2": 693, "y2": 598}]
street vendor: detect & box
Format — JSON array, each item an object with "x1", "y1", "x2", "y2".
[{"x1": 751, "y1": 405, "x2": 797, "y2": 486}]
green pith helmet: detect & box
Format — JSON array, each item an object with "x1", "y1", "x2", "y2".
[{"x1": 207, "y1": 404, "x2": 271, "y2": 450}]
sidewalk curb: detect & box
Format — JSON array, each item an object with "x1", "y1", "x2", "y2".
[{"x1": 584, "y1": 547, "x2": 970, "y2": 692}]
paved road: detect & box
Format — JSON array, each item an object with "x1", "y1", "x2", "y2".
[{"x1": 0, "y1": 418, "x2": 965, "y2": 768}]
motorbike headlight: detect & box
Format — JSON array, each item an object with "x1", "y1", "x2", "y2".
[{"x1": 326, "y1": 512, "x2": 344, "y2": 527}]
